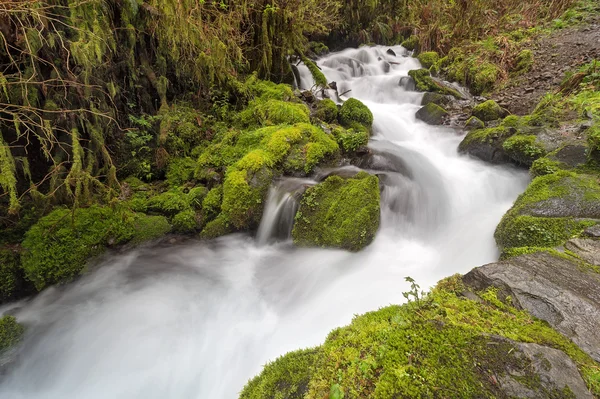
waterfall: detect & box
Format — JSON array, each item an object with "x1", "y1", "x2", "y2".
[{"x1": 0, "y1": 45, "x2": 529, "y2": 399}]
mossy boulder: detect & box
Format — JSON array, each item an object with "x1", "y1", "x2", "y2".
[
  {"x1": 332, "y1": 125, "x2": 369, "y2": 153},
  {"x1": 241, "y1": 279, "x2": 599, "y2": 398},
  {"x1": 415, "y1": 103, "x2": 448, "y2": 125},
  {"x1": 407, "y1": 69, "x2": 462, "y2": 98},
  {"x1": 314, "y1": 99, "x2": 338, "y2": 123},
  {"x1": 339, "y1": 98, "x2": 373, "y2": 129},
  {"x1": 22, "y1": 206, "x2": 171, "y2": 290},
  {"x1": 502, "y1": 134, "x2": 546, "y2": 166},
  {"x1": 166, "y1": 157, "x2": 197, "y2": 187},
  {"x1": 495, "y1": 171, "x2": 600, "y2": 250},
  {"x1": 172, "y1": 209, "x2": 200, "y2": 233},
  {"x1": 292, "y1": 172, "x2": 380, "y2": 252},
  {"x1": 472, "y1": 100, "x2": 505, "y2": 122},
  {"x1": 146, "y1": 190, "x2": 190, "y2": 216},
  {"x1": 239, "y1": 99, "x2": 310, "y2": 127},
  {"x1": 458, "y1": 125, "x2": 514, "y2": 164},
  {"x1": 417, "y1": 51, "x2": 439, "y2": 69},
  {"x1": 530, "y1": 157, "x2": 564, "y2": 177},
  {"x1": 0, "y1": 315, "x2": 24, "y2": 353}
]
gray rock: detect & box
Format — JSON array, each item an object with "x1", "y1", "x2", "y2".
[
  {"x1": 552, "y1": 144, "x2": 588, "y2": 167},
  {"x1": 464, "y1": 247, "x2": 600, "y2": 362},
  {"x1": 386, "y1": 48, "x2": 396, "y2": 57},
  {"x1": 465, "y1": 116, "x2": 485, "y2": 130}
]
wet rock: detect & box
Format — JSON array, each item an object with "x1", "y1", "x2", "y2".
[
  {"x1": 416, "y1": 103, "x2": 448, "y2": 125},
  {"x1": 301, "y1": 90, "x2": 314, "y2": 103},
  {"x1": 463, "y1": 247, "x2": 600, "y2": 362},
  {"x1": 472, "y1": 100, "x2": 507, "y2": 122},
  {"x1": 398, "y1": 76, "x2": 416, "y2": 91},
  {"x1": 465, "y1": 116, "x2": 485, "y2": 130},
  {"x1": 386, "y1": 48, "x2": 396, "y2": 57},
  {"x1": 552, "y1": 144, "x2": 588, "y2": 168},
  {"x1": 458, "y1": 127, "x2": 515, "y2": 164}
]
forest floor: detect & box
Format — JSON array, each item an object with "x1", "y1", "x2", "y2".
[{"x1": 492, "y1": 14, "x2": 600, "y2": 115}]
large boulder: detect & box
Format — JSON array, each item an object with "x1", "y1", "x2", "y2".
[
  {"x1": 463, "y1": 244, "x2": 600, "y2": 363},
  {"x1": 292, "y1": 172, "x2": 380, "y2": 251},
  {"x1": 458, "y1": 125, "x2": 514, "y2": 164},
  {"x1": 495, "y1": 171, "x2": 600, "y2": 250}
]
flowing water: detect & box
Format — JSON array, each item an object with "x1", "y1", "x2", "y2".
[{"x1": 0, "y1": 46, "x2": 528, "y2": 398}]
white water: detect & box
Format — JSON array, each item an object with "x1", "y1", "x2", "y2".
[{"x1": 0, "y1": 46, "x2": 528, "y2": 398}]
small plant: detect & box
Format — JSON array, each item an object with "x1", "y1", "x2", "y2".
[{"x1": 402, "y1": 276, "x2": 425, "y2": 305}]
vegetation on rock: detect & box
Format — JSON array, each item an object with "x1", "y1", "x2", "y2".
[
  {"x1": 292, "y1": 172, "x2": 380, "y2": 252},
  {"x1": 0, "y1": 315, "x2": 24, "y2": 353},
  {"x1": 339, "y1": 98, "x2": 374, "y2": 129},
  {"x1": 472, "y1": 100, "x2": 505, "y2": 122}
]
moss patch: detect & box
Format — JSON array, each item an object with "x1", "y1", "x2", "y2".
[
  {"x1": 417, "y1": 51, "x2": 439, "y2": 69},
  {"x1": 502, "y1": 134, "x2": 546, "y2": 166},
  {"x1": 472, "y1": 100, "x2": 505, "y2": 121},
  {"x1": 332, "y1": 125, "x2": 369, "y2": 153},
  {"x1": 339, "y1": 98, "x2": 373, "y2": 129},
  {"x1": 22, "y1": 206, "x2": 171, "y2": 290},
  {"x1": 0, "y1": 315, "x2": 24, "y2": 353},
  {"x1": 408, "y1": 69, "x2": 462, "y2": 97},
  {"x1": 314, "y1": 99, "x2": 338, "y2": 124},
  {"x1": 292, "y1": 172, "x2": 380, "y2": 252},
  {"x1": 242, "y1": 282, "x2": 600, "y2": 398}
]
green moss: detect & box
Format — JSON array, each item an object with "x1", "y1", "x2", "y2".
[
  {"x1": 472, "y1": 100, "x2": 504, "y2": 122},
  {"x1": 530, "y1": 157, "x2": 564, "y2": 177},
  {"x1": 200, "y1": 213, "x2": 233, "y2": 239},
  {"x1": 0, "y1": 250, "x2": 23, "y2": 302},
  {"x1": 158, "y1": 103, "x2": 208, "y2": 157},
  {"x1": 187, "y1": 186, "x2": 209, "y2": 209},
  {"x1": 407, "y1": 69, "x2": 462, "y2": 98},
  {"x1": 332, "y1": 125, "x2": 369, "y2": 152},
  {"x1": 245, "y1": 75, "x2": 294, "y2": 101},
  {"x1": 459, "y1": 125, "x2": 513, "y2": 148},
  {"x1": 0, "y1": 315, "x2": 24, "y2": 353},
  {"x1": 416, "y1": 102, "x2": 448, "y2": 125},
  {"x1": 472, "y1": 62, "x2": 500, "y2": 95},
  {"x1": 222, "y1": 167, "x2": 272, "y2": 230},
  {"x1": 515, "y1": 49, "x2": 534, "y2": 73},
  {"x1": 239, "y1": 99, "x2": 310, "y2": 127},
  {"x1": 146, "y1": 190, "x2": 190, "y2": 216},
  {"x1": 464, "y1": 116, "x2": 485, "y2": 130},
  {"x1": 587, "y1": 123, "x2": 600, "y2": 163},
  {"x1": 400, "y1": 35, "x2": 419, "y2": 51},
  {"x1": 314, "y1": 99, "x2": 338, "y2": 123},
  {"x1": 339, "y1": 98, "x2": 373, "y2": 129},
  {"x1": 172, "y1": 210, "x2": 198, "y2": 233},
  {"x1": 495, "y1": 171, "x2": 600, "y2": 250},
  {"x1": 166, "y1": 157, "x2": 197, "y2": 187},
  {"x1": 22, "y1": 206, "x2": 171, "y2": 290},
  {"x1": 244, "y1": 285, "x2": 600, "y2": 398},
  {"x1": 502, "y1": 134, "x2": 546, "y2": 165},
  {"x1": 417, "y1": 51, "x2": 439, "y2": 69},
  {"x1": 202, "y1": 185, "x2": 223, "y2": 220},
  {"x1": 292, "y1": 172, "x2": 380, "y2": 252},
  {"x1": 301, "y1": 56, "x2": 328, "y2": 88},
  {"x1": 240, "y1": 348, "x2": 319, "y2": 399}
]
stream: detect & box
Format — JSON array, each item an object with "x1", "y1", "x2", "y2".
[{"x1": 0, "y1": 46, "x2": 529, "y2": 399}]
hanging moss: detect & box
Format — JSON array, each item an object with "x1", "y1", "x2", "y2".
[
  {"x1": 301, "y1": 56, "x2": 328, "y2": 88},
  {"x1": 21, "y1": 206, "x2": 171, "y2": 290}
]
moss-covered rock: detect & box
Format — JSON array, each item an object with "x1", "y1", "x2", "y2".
[
  {"x1": 530, "y1": 157, "x2": 564, "y2": 177},
  {"x1": 502, "y1": 134, "x2": 546, "y2": 166},
  {"x1": 417, "y1": 51, "x2": 439, "y2": 68},
  {"x1": 339, "y1": 98, "x2": 373, "y2": 129},
  {"x1": 172, "y1": 209, "x2": 199, "y2": 233},
  {"x1": 0, "y1": 315, "x2": 24, "y2": 353},
  {"x1": 239, "y1": 99, "x2": 310, "y2": 127},
  {"x1": 472, "y1": 100, "x2": 505, "y2": 122},
  {"x1": 158, "y1": 103, "x2": 210, "y2": 157},
  {"x1": 292, "y1": 172, "x2": 380, "y2": 252},
  {"x1": 495, "y1": 171, "x2": 600, "y2": 250},
  {"x1": 202, "y1": 185, "x2": 223, "y2": 220},
  {"x1": 465, "y1": 116, "x2": 485, "y2": 130},
  {"x1": 240, "y1": 348, "x2": 319, "y2": 399},
  {"x1": 200, "y1": 213, "x2": 233, "y2": 239},
  {"x1": 400, "y1": 35, "x2": 419, "y2": 51},
  {"x1": 146, "y1": 190, "x2": 190, "y2": 216},
  {"x1": 314, "y1": 99, "x2": 338, "y2": 123},
  {"x1": 22, "y1": 206, "x2": 171, "y2": 290},
  {"x1": 187, "y1": 186, "x2": 209, "y2": 209},
  {"x1": 332, "y1": 125, "x2": 369, "y2": 153},
  {"x1": 166, "y1": 157, "x2": 197, "y2": 187},
  {"x1": 458, "y1": 125, "x2": 514, "y2": 164},
  {"x1": 415, "y1": 103, "x2": 448, "y2": 125},
  {"x1": 407, "y1": 69, "x2": 462, "y2": 98},
  {"x1": 242, "y1": 280, "x2": 599, "y2": 398}
]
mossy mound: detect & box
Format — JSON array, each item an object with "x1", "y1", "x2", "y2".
[
  {"x1": 339, "y1": 98, "x2": 373, "y2": 129},
  {"x1": 495, "y1": 171, "x2": 600, "y2": 250},
  {"x1": 22, "y1": 206, "x2": 171, "y2": 290},
  {"x1": 415, "y1": 103, "x2": 448, "y2": 125},
  {"x1": 502, "y1": 134, "x2": 546, "y2": 166},
  {"x1": 407, "y1": 69, "x2": 462, "y2": 98},
  {"x1": 239, "y1": 99, "x2": 310, "y2": 127},
  {"x1": 0, "y1": 315, "x2": 24, "y2": 353},
  {"x1": 332, "y1": 125, "x2": 369, "y2": 153},
  {"x1": 314, "y1": 99, "x2": 338, "y2": 123},
  {"x1": 465, "y1": 116, "x2": 485, "y2": 130},
  {"x1": 400, "y1": 35, "x2": 419, "y2": 51},
  {"x1": 292, "y1": 172, "x2": 380, "y2": 252},
  {"x1": 241, "y1": 279, "x2": 599, "y2": 398},
  {"x1": 417, "y1": 51, "x2": 439, "y2": 69},
  {"x1": 530, "y1": 157, "x2": 565, "y2": 177},
  {"x1": 472, "y1": 100, "x2": 505, "y2": 122},
  {"x1": 166, "y1": 157, "x2": 197, "y2": 187}
]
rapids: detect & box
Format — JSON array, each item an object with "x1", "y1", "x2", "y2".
[{"x1": 0, "y1": 45, "x2": 528, "y2": 398}]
